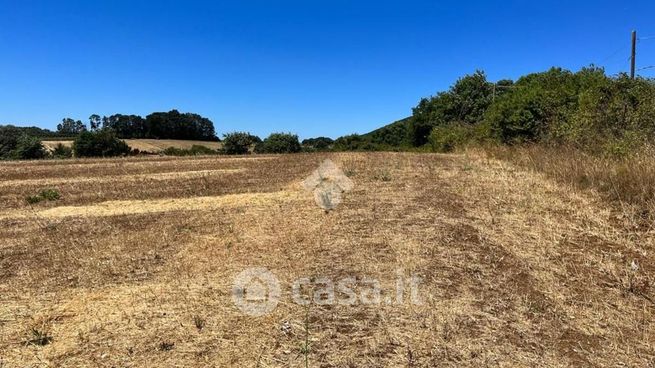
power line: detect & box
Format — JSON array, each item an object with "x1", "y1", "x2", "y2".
[
  {"x1": 599, "y1": 45, "x2": 629, "y2": 64},
  {"x1": 637, "y1": 65, "x2": 655, "y2": 71}
]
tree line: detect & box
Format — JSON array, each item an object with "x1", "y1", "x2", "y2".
[
  {"x1": 340, "y1": 67, "x2": 655, "y2": 156},
  {"x1": 5, "y1": 67, "x2": 653, "y2": 159},
  {"x1": 56, "y1": 109, "x2": 218, "y2": 141}
]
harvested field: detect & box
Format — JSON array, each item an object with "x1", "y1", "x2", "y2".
[{"x1": 0, "y1": 152, "x2": 653, "y2": 367}]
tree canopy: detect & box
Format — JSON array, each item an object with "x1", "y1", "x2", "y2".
[{"x1": 100, "y1": 110, "x2": 218, "y2": 141}]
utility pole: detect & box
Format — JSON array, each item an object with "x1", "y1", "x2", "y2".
[{"x1": 631, "y1": 30, "x2": 637, "y2": 79}]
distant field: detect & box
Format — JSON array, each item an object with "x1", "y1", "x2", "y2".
[
  {"x1": 42, "y1": 139, "x2": 222, "y2": 153},
  {"x1": 0, "y1": 152, "x2": 653, "y2": 367}
]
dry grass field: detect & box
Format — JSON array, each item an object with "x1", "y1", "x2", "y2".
[
  {"x1": 42, "y1": 139, "x2": 222, "y2": 154},
  {"x1": 0, "y1": 152, "x2": 653, "y2": 367}
]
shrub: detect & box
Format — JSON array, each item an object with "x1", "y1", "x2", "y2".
[
  {"x1": 73, "y1": 129, "x2": 131, "y2": 157},
  {"x1": 0, "y1": 125, "x2": 23, "y2": 158},
  {"x1": 161, "y1": 147, "x2": 186, "y2": 156},
  {"x1": 11, "y1": 135, "x2": 47, "y2": 160},
  {"x1": 161, "y1": 145, "x2": 218, "y2": 156},
  {"x1": 409, "y1": 71, "x2": 496, "y2": 146},
  {"x1": 189, "y1": 145, "x2": 217, "y2": 155},
  {"x1": 332, "y1": 134, "x2": 391, "y2": 151},
  {"x1": 255, "y1": 133, "x2": 301, "y2": 154},
  {"x1": 365, "y1": 117, "x2": 411, "y2": 147},
  {"x1": 429, "y1": 124, "x2": 475, "y2": 153},
  {"x1": 26, "y1": 189, "x2": 60, "y2": 204},
  {"x1": 27, "y1": 328, "x2": 53, "y2": 346},
  {"x1": 333, "y1": 134, "x2": 368, "y2": 151},
  {"x1": 302, "y1": 137, "x2": 334, "y2": 151},
  {"x1": 52, "y1": 143, "x2": 73, "y2": 158},
  {"x1": 222, "y1": 132, "x2": 261, "y2": 155}
]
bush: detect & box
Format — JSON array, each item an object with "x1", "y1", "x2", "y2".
[
  {"x1": 365, "y1": 117, "x2": 411, "y2": 147},
  {"x1": 484, "y1": 85, "x2": 547, "y2": 143},
  {"x1": 26, "y1": 189, "x2": 60, "y2": 204},
  {"x1": 0, "y1": 125, "x2": 23, "y2": 158},
  {"x1": 144, "y1": 110, "x2": 218, "y2": 141},
  {"x1": 429, "y1": 124, "x2": 475, "y2": 153},
  {"x1": 11, "y1": 135, "x2": 47, "y2": 160},
  {"x1": 333, "y1": 134, "x2": 368, "y2": 151},
  {"x1": 189, "y1": 145, "x2": 217, "y2": 155},
  {"x1": 52, "y1": 143, "x2": 73, "y2": 158},
  {"x1": 161, "y1": 145, "x2": 218, "y2": 156},
  {"x1": 255, "y1": 133, "x2": 301, "y2": 154},
  {"x1": 302, "y1": 137, "x2": 334, "y2": 151},
  {"x1": 409, "y1": 71, "x2": 496, "y2": 146},
  {"x1": 332, "y1": 134, "x2": 390, "y2": 151},
  {"x1": 73, "y1": 129, "x2": 131, "y2": 157},
  {"x1": 222, "y1": 132, "x2": 261, "y2": 155}
]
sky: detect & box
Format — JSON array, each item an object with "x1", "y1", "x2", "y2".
[{"x1": 1, "y1": 0, "x2": 655, "y2": 139}]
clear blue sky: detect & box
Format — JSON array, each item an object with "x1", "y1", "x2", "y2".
[{"x1": 1, "y1": 0, "x2": 654, "y2": 139}]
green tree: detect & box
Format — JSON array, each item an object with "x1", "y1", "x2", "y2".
[
  {"x1": 73, "y1": 129, "x2": 131, "y2": 157},
  {"x1": 302, "y1": 137, "x2": 334, "y2": 151},
  {"x1": 409, "y1": 70, "x2": 494, "y2": 146},
  {"x1": 255, "y1": 133, "x2": 301, "y2": 154},
  {"x1": 0, "y1": 125, "x2": 23, "y2": 158},
  {"x1": 333, "y1": 134, "x2": 378, "y2": 151},
  {"x1": 102, "y1": 114, "x2": 146, "y2": 138},
  {"x1": 145, "y1": 110, "x2": 217, "y2": 141},
  {"x1": 11, "y1": 135, "x2": 47, "y2": 159},
  {"x1": 222, "y1": 132, "x2": 261, "y2": 155},
  {"x1": 57, "y1": 118, "x2": 87, "y2": 135},
  {"x1": 89, "y1": 114, "x2": 102, "y2": 131}
]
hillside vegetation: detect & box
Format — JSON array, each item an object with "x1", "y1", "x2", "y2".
[{"x1": 358, "y1": 67, "x2": 655, "y2": 155}]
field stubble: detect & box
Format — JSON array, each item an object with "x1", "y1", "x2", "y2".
[{"x1": 0, "y1": 152, "x2": 653, "y2": 367}]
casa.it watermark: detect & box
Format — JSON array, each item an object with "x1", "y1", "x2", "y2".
[
  {"x1": 303, "y1": 159, "x2": 353, "y2": 211},
  {"x1": 232, "y1": 268, "x2": 423, "y2": 317}
]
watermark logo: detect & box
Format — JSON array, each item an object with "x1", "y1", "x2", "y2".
[
  {"x1": 231, "y1": 268, "x2": 422, "y2": 317},
  {"x1": 231, "y1": 267, "x2": 281, "y2": 317},
  {"x1": 303, "y1": 159, "x2": 354, "y2": 210}
]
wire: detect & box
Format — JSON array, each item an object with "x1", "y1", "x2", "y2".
[
  {"x1": 638, "y1": 35, "x2": 655, "y2": 41},
  {"x1": 637, "y1": 65, "x2": 655, "y2": 71},
  {"x1": 599, "y1": 45, "x2": 629, "y2": 64}
]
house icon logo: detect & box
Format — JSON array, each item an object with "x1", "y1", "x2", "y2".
[
  {"x1": 232, "y1": 268, "x2": 281, "y2": 317},
  {"x1": 303, "y1": 159, "x2": 354, "y2": 211}
]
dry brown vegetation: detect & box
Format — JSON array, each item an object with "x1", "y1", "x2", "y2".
[
  {"x1": 486, "y1": 145, "x2": 655, "y2": 231},
  {"x1": 0, "y1": 152, "x2": 653, "y2": 367}
]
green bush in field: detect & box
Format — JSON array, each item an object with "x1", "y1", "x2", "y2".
[
  {"x1": 222, "y1": 132, "x2": 261, "y2": 155},
  {"x1": 302, "y1": 137, "x2": 334, "y2": 152},
  {"x1": 0, "y1": 126, "x2": 23, "y2": 158},
  {"x1": 161, "y1": 145, "x2": 218, "y2": 156},
  {"x1": 52, "y1": 143, "x2": 73, "y2": 158},
  {"x1": 332, "y1": 134, "x2": 388, "y2": 151},
  {"x1": 189, "y1": 145, "x2": 218, "y2": 155},
  {"x1": 73, "y1": 129, "x2": 131, "y2": 157},
  {"x1": 429, "y1": 124, "x2": 475, "y2": 153},
  {"x1": 255, "y1": 133, "x2": 301, "y2": 154},
  {"x1": 26, "y1": 189, "x2": 60, "y2": 204},
  {"x1": 11, "y1": 135, "x2": 47, "y2": 160}
]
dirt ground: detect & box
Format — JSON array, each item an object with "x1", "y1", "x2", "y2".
[{"x1": 0, "y1": 152, "x2": 653, "y2": 367}]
